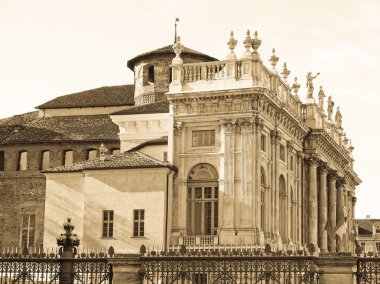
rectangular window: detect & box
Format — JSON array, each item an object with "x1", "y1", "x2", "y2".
[
  {"x1": 87, "y1": 149, "x2": 98, "y2": 160},
  {"x1": 377, "y1": 242, "x2": 380, "y2": 252},
  {"x1": 280, "y1": 145, "x2": 285, "y2": 161},
  {"x1": 133, "y1": 209, "x2": 145, "y2": 237},
  {"x1": 21, "y1": 214, "x2": 35, "y2": 248},
  {"x1": 192, "y1": 130, "x2": 215, "y2": 147},
  {"x1": 40, "y1": 151, "x2": 51, "y2": 170},
  {"x1": 63, "y1": 150, "x2": 74, "y2": 166},
  {"x1": 261, "y1": 134, "x2": 266, "y2": 152},
  {"x1": 18, "y1": 151, "x2": 28, "y2": 171},
  {"x1": 0, "y1": 151, "x2": 4, "y2": 171},
  {"x1": 102, "y1": 210, "x2": 114, "y2": 237}
]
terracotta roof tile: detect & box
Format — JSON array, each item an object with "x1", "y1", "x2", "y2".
[
  {"x1": 356, "y1": 219, "x2": 380, "y2": 235},
  {"x1": 1, "y1": 115, "x2": 119, "y2": 144},
  {"x1": 111, "y1": 100, "x2": 169, "y2": 115},
  {"x1": 43, "y1": 151, "x2": 174, "y2": 173},
  {"x1": 36, "y1": 85, "x2": 135, "y2": 109},
  {"x1": 127, "y1": 136, "x2": 168, "y2": 152},
  {"x1": 127, "y1": 44, "x2": 218, "y2": 70}
]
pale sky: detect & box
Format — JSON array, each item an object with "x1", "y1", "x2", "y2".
[{"x1": 0, "y1": 0, "x2": 379, "y2": 218}]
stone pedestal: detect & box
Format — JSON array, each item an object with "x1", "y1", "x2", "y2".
[
  {"x1": 316, "y1": 256, "x2": 356, "y2": 284},
  {"x1": 108, "y1": 255, "x2": 142, "y2": 284}
]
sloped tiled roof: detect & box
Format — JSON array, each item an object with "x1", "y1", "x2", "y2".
[
  {"x1": 43, "y1": 151, "x2": 175, "y2": 173},
  {"x1": 127, "y1": 136, "x2": 168, "y2": 152},
  {"x1": 127, "y1": 44, "x2": 218, "y2": 70},
  {"x1": 356, "y1": 219, "x2": 380, "y2": 235},
  {"x1": 1, "y1": 115, "x2": 119, "y2": 144},
  {"x1": 0, "y1": 111, "x2": 39, "y2": 126},
  {"x1": 36, "y1": 85, "x2": 135, "y2": 109},
  {"x1": 111, "y1": 100, "x2": 169, "y2": 115}
]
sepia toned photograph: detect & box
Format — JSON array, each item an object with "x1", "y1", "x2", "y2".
[{"x1": 0, "y1": 0, "x2": 379, "y2": 283}]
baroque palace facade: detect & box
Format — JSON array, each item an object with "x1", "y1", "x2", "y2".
[{"x1": 0, "y1": 30, "x2": 360, "y2": 255}]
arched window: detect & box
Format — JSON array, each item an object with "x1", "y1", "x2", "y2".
[
  {"x1": 261, "y1": 167, "x2": 266, "y2": 231},
  {"x1": 279, "y1": 175, "x2": 287, "y2": 241},
  {"x1": 86, "y1": 149, "x2": 98, "y2": 160},
  {"x1": 143, "y1": 64, "x2": 155, "y2": 86},
  {"x1": 17, "y1": 151, "x2": 28, "y2": 171},
  {"x1": 62, "y1": 150, "x2": 74, "y2": 166},
  {"x1": 40, "y1": 150, "x2": 51, "y2": 170},
  {"x1": 187, "y1": 163, "x2": 219, "y2": 236}
]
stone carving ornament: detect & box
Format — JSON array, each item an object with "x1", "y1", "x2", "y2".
[
  {"x1": 327, "y1": 96, "x2": 334, "y2": 120},
  {"x1": 335, "y1": 106, "x2": 342, "y2": 129},
  {"x1": 306, "y1": 72, "x2": 320, "y2": 98}
]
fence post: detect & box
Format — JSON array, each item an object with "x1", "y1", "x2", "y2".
[{"x1": 57, "y1": 218, "x2": 80, "y2": 284}]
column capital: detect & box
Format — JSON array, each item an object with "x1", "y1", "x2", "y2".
[
  {"x1": 237, "y1": 118, "x2": 254, "y2": 133},
  {"x1": 328, "y1": 169, "x2": 337, "y2": 180},
  {"x1": 306, "y1": 154, "x2": 319, "y2": 166},
  {"x1": 286, "y1": 140, "x2": 295, "y2": 153},
  {"x1": 337, "y1": 176, "x2": 346, "y2": 188},
  {"x1": 173, "y1": 121, "x2": 183, "y2": 136},
  {"x1": 255, "y1": 117, "x2": 264, "y2": 132},
  {"x1": 220, "y1": 119, "x2": 236, "y2": 134},
  {"x1": 319, "y1": 161, "x2": 329, "y2": 174},
  {"x1": 270, "y1": 130, "x2": 281, "y2": 144}
]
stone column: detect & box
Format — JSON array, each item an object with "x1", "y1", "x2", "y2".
[
  {"x1": 220, "y1": 120, "x2": 235, "y2": 240},
  {"x1": 240, "y1": 119, "x2": 253, "y2": 229},
  {"x1": 328, "y1": 172, "x2": 337, "y2": 252},
  {"x1": 318, "y1": 163, "x2": 328, "y2": 252},
  {"x1": 296, "y1": 152, "x2": 303, "y2": 245},
  {"x1": 308, "y1": 156, "x2": 318, "y2": 250},
  {"x1": 270, "y1": 130, "x2": 280, "y2": 236},
  {"x1": 336, "y1": 179, "x2": 345, "y2": 252}
]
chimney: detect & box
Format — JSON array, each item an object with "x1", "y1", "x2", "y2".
[{"x1": 366, "y1": 215, "x2": 371, "y2": 220}]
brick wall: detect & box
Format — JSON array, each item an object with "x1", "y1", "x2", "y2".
[{"x1": 0, "y1": 140, "x2": 120, "y2": 248}]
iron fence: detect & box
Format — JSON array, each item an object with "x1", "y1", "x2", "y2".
[
  {"x1": 140, "y1": 245, "x2": 320, "y2": 284},
  {"x1": 0, "y1": 249, "x2": 113, "y2": 284},
  {"x1": 357, "y1": 255, "x2": 380, "y2": 284}
]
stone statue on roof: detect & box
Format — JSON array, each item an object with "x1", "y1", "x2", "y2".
[
  {"x1": 318, "y1": 86, "x2": 325, "y2": 110},
  {"x1": 335, "y1": 106, "x2": 342, "y2": 129},
  {"x1": 327, "y1": 96, "x2": 334, "y2": 120},
  {"x1": 306, "y1": 72, "x2": 320, "y2": 98}
]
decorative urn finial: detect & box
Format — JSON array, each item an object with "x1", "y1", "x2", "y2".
[
  {"x1": 281, "y1": 62, "x2": 290, "y2": 83},
  {"x1": 251, "y1": 31, "x2": 262, "y2": 59},
  {"x1": 292, "y1": 77, "x2": 300, "y2": 99},
  {"x1": 173, "y1": 36, "x2": 184, "y2": 58},
  {"x1": 57, "y1": 218, "x2": 80, "y2": 251},
  {"x1": 269, "y1": 48, "x2": 279, "y2": 72},
  {"x1": 226, "y1": 31, "x2": 238, "y2": 60},
  {"x1": 243, "y1": 29, "x2": 253, "y2": 59}
]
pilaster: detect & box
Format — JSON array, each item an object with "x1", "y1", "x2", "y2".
[
  {"x1": 328, "y1": 171, "x2": 337, "y2": 252},
  {"x1": 307, "y1": 156, "x2": 319, "y2": 251},
  {"x1": 318, "y1": 162, "x2": 328, "y2": 252},
  {"x1": 220, "y1": 120, "x2": 236, "y2": 241}
]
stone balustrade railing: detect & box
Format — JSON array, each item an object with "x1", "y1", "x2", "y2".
[{"x1": 170, "y1": 58, "x2": 302, "y2": 120}]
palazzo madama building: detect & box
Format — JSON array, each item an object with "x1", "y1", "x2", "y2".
[{"x1": 0, "y1": 30, "x2": 360, "y2": 255}]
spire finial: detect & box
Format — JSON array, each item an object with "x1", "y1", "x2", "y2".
[
  {"x1": 251, "y1": 31, "x2": 262, "y2": 59},
  {"x1": 174, "y1": 17, "x2": 180, "y2": 43},
  {"x1": 269, "y1": 48, "x2": 279, "y2": 72}
]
